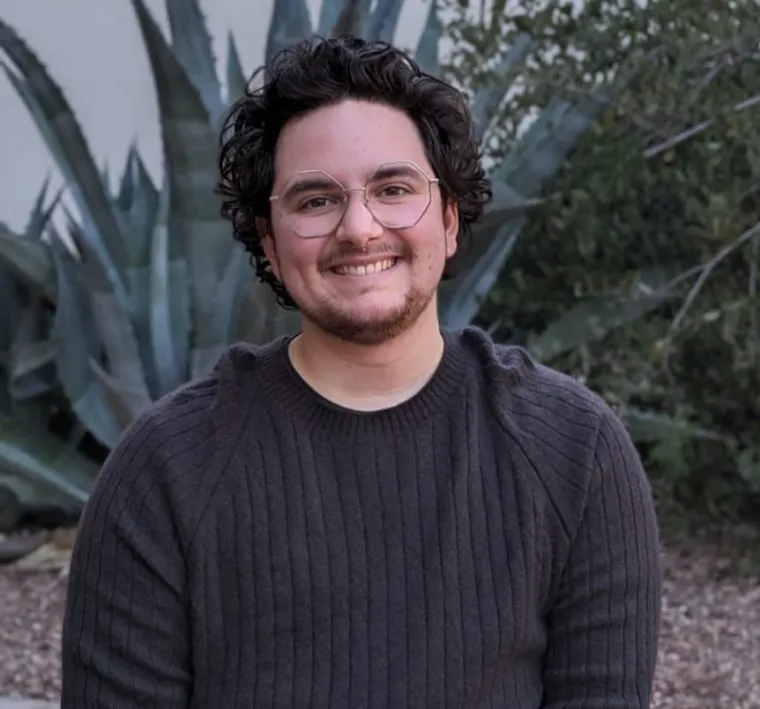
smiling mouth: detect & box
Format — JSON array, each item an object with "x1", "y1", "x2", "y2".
[{"x1": 330, "y1": 258, "x2": 398, "y2": 276}]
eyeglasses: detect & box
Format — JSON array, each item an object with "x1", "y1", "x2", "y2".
[{"x1": 269, "y1": 161, "x2": 440, "y2": 239}]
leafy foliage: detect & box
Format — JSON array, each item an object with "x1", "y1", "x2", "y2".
[{"x1": 452, "y1": 0, "x2": 760, "y2": 532}]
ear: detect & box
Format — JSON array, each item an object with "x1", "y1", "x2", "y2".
[
  {"x1": 443, "y1": 199, "x2": 459, "y2": 259},
  {"x1": 256, "y1": 217, "x2": 281, "y2": 281}
]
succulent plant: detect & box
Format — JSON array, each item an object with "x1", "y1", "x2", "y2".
[{"x1": 0, "y1": 0, "x2": 632, "y2": 525}]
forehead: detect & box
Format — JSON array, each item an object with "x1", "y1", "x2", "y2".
[{"x1": 273, "y1": 99, "x2": 432, "y2": 185}]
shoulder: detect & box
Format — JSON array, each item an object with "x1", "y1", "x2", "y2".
[
  {"x1": 85, "y1": 337, "x2": 291, "y2": 528},
  {"x1": 454, "y1": 326, "x2": 640, "y2": 533},
  {"x1": 454, "y1": 325, "x2": 612, "y2": 434},
  {"x1": 116, "y1": 335, "x2": 290, "y2": 454}
]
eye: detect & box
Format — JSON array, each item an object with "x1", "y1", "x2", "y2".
[
  {"x1": 300, "y1": 196, "x2": 336, "y2": 211},
  {"x1": 379, "y1": 184, "x2": 411, "y2": 198}
]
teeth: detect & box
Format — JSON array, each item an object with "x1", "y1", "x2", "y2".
[{"x1": 334, "y1": 258, "x2": 396, "y2": 276}]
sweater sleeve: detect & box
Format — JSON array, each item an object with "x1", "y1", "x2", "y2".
[
  {"x1": 60, "y1": 413, "x2": 193, "y2": 708},
  {"x1": 542, "y1": 408, "x2": 662, "y2": 708}
]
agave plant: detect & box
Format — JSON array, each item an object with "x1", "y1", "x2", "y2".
[
  {"x1": 0, "y1": 0, "x2": 644, "y2": 524},
  {"x1": 0, "y1": 186, "x2": 100, "y2": 528}
]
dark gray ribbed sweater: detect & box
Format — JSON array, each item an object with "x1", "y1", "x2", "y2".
[{"x1": 61, "y1": 326, "x2": 661, "y2": 708}]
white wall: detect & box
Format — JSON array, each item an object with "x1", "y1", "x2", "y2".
[{"x1": 0, "y1": 0, "x2": 428, "y2": 232}]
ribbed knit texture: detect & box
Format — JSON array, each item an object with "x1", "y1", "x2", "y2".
[{"x1": 61, "y1": 326, "x2": 661, "y2": 708}]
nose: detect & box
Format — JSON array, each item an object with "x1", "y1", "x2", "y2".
[{"x1": 335, "y1": 188, "x2": 383, "y2": 249}]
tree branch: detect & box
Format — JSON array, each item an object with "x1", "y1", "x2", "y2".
[
  {"x1": 669, "y1": 219, "x2": 760, "y2": 332},
  {"x1": 644, "y1": 92, "x2": 760, "y2": 159}
]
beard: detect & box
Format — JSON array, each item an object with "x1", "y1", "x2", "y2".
[
  {"x1": 299, "y1": 280, "x2": 437, "y2": 346},
  {"x1": 278, "y1": 237, "x2": 447, "y2": 345}
]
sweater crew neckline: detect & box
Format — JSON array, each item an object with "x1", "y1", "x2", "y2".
[{"x1": 256, "y1": 329, "x2": 469, "y2": 438}]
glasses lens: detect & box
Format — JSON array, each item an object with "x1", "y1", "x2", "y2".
[
  {"x1": 366, "y1": 162, "x2": 432, "y2": 229},
  {"x1": 274, "y1": 162, "x2": 434, "y2": 237},
  {"x1": 278, "y1": 170, "x2": 346, "y2": 238}
]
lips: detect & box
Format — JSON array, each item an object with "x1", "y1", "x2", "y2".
[{"x1": 330, "y1": 257, "x2": 398, "y2": 276}]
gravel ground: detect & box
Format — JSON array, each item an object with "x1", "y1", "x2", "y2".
[{"x1": 0, "y1": 538, "x2": 758, "y2": 706}]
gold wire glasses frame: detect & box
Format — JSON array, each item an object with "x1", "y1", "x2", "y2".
[{"x1": 269, "y1": 160, "x2": 440, "y2": 239}]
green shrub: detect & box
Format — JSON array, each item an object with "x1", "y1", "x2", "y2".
[{"x1": 462, "y1": 0, "x2": 760, "y2": 532}]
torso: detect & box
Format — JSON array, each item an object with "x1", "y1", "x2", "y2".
[
  {"x1": 186, "y1": 362, "x2": 562, "y2": 708},
  {"x1": 174, "y1": 327, "x2": 601, "y2": 708}
]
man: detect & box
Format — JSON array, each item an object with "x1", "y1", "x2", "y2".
[{"x1": 61, "y1": 36, "x2": 661, "y2": 708}]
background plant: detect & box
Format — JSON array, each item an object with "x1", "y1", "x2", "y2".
[
  {"x1": 444, "y1": 0, "x2": 760, "y2": 538},
  {"x1": 0, "y1": 0, "x2": 636, "y2": 528}
]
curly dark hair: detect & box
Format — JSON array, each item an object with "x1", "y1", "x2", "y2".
[{"x1": 216, "y1": 35, "x2": 492, "y2": 309}]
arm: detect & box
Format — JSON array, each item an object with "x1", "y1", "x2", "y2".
[
  {"x1": 542, "y1": 409, "x2": 662, "y2": 708},
  {"x1": 61, "y1": 414, "x2": 192, "y2": 708}
]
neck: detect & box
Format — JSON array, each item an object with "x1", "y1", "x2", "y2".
[{"x1": 289, "y1": 308, "x2": 444, "y2": 411}]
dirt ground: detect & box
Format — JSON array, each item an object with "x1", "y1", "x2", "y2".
[{"x1": 0, "y1": 538, "x2": 758, "y2": 707}]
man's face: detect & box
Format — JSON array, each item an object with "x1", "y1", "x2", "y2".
[{"x1": 261, "y1": 99, "x2": 459, "y2": 345}]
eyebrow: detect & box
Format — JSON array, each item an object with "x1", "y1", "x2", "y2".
[
  {"x1": 371, "y1": 164, "x2": 422, "y2": 181},
  {"x1": 280, "y1": 177, "x2": 343, "y2": 198},
  {"x1": 278, "y1": 164, "x2": 426, "y2": 198}
]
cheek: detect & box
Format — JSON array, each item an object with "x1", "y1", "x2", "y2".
[
  {"x1": 413, "y1": 219, "x2": 449, "y2": 269},
  {"x1": 276, "y1": 239, "x2": 322, "y2": 281}
]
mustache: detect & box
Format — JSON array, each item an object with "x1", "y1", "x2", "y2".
[{"x1": 318, "y1": 243, "x2": 412, "y2": 271}]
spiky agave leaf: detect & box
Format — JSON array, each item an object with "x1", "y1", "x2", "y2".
[
  {"x1": 0, "y1": 19, "x2": 130, "y2": 311},
  {"x1": 71, "y1": 225, "x2": 154, "y2": 426},
  {"x1": 100, "y1": 160, "x2": 111, "y2": 195},
  {"x1": 622, "y1": 408, "x2": 725, "y2": 445},
  {"x1": 0, "y1": 222, "x2": 56, "y2": 302},
  {"x1": 0, "y1": 235, "x2": 58, "y2": 419},
  {"x1": 24, "y1": 174, "x2": 62, "y2": 240},
  {"x1": 493, "y1": 71, "x2": 631, "y2": 193},
  {"x1": 23, "y1": 174, "x2": 51, "y2": 235},
  {"x1": 267, "y1": 0, "x2": 313, "y2": 63},
  {"x1": 115, "y1": 146, "x2": 159, "y2": 289},
  {"x1": 148, "y1": 170, "x2": 191, "y2": 396},
  {"x1": 439, "y1": 74, "x2": 632, "y2": 329},
  {"x1": 132, "y1": 0, "x2": 253, "y2": 377},
  {"x1": 0, "y1": 415, "x2": 99, "y2": 512},
  {"x1": 0, "y1": 297, "x2": 95, "y2": 525},
  {"x1": 439, "y1": 221, "x2": 523, "y2": 330},
  {"x1": 48, "y1": 229, "x2": 122, "y2": 449},
  {"x1": 226, "y1": 32, "x2": 248, "y2": 104},
  {"x1": 479, "y1": 189, "x2": 546, "y2": 231},
  {"x1": 414, "y1": 0, "x2": 440, "y2": 76},
  {"x1": 317, "y1": 0, "x2": 342, "y2": 37},
  {"x1": 114, "y1": 145, "x2": 162, "y2": 397},
  {"x1": 117, "y1": 145, "x2": 159, "y2": 267},
  {"x1": 367, "y1": 0, "x2": 405, "y2": 42},
  {"x1": 6, "y1": 184, "x2": 61, "y2": 414},
  {"x1": 57, "y1": 205, "x2": 153, "y2": 421},
  {"x1": 525, "y1": 266, "x2": 685, "y2": 362},
  {"x1": 0, "y1": 261, "x2": 24, "y2": 412},
  {"x1": 164, "y1": 0, "x2": 224, "y2": 125},
  {"x1": 6, "y1": 295, "x2": 57, "y2": 402},
  {"x1": 470, "y1": 33, "x2": 532, "y2": 144},
  {"x1": 331, "y1": 0, "x2": 374, "y2": 37}
]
